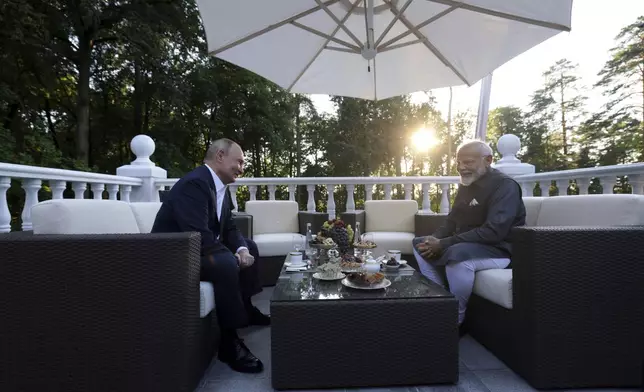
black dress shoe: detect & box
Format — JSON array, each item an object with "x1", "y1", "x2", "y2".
[
  {"x1": 218, "y1": 338, "x2": 264, "y2": 373},
  {"x1": 248, "y1": 306, "x2": 270, "y2": 326}
]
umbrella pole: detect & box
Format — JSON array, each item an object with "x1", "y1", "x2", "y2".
[
  {"x1": 475, "y1": 73, "x2": 493, "y2": 142},
  {"x1": 447, "y1": 87, "x2": 453, "y2": 176}
]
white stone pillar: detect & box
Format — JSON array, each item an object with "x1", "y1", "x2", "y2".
[
  {"x1": 116, "y1": 135, "x2": 167, "y2": 202},
  {"x1": 492, "y1": 134, "x2": 535, "y2": 177}
]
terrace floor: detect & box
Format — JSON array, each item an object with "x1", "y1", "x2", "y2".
[{"x1": 195, "y1": 288, "x2": 639, "y2": 392}]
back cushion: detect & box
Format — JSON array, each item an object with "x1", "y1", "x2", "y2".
[
  {"x1": 32, "y1": 199, "x2": 141, "y2": 234},
  {"x1": 536, "y1": 194, "x2": 644, "y2": 226},
  {"x1": 364, "y1": 200, "x2": 417, "y2": 232},
  {"x1": 129, "y1": 202, "x2": 162, "y2": 233},
  {"x1": 522, "y1": 197, "x2": 544, "y2": 227},
  {"x1": 245, "y1": 201, "x2": 299, "y2": 235}
]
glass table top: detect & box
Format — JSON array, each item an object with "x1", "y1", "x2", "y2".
[{"x1": 271, "y1": 265, "x2": 453, "y2": 302}]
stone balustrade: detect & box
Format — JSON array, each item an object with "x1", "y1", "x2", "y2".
[{"x1": 2, "y1": 133, "x2": 644, "y2": 232}]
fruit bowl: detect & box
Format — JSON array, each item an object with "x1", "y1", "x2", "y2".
[{"x1": 353, "y1": 240, "x2": 377, "y2": 249}]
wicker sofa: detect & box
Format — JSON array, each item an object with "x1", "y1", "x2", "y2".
[
  {"x1": 419, "y1": 194, "x2": 644, "y2": 390},
  {"x1": 0, "y1": 199, "x2": 253, "y2": 392}
]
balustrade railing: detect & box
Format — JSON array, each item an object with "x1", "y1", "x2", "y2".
[
  {"x1": 0, "y1": 163, "x2": 141, "y2": 232},
  {"x1": 157, "y1": 176, "x2": 460, "y2": 218},
  {"x1": 2, "y1": 134, "x2": 644, "y2": 233}
]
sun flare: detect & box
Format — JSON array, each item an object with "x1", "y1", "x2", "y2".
[{"x1": 411, "y1": 128, "x2": 439, "y2": 152}]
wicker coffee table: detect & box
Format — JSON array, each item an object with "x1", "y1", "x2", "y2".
[{"x1": 270, "y1": 265, "x2": 459, "y2": 390}]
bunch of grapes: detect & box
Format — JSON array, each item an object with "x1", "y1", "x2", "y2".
[{"x1": 321, "y1": 219, "x2": 354, "y2": 252}]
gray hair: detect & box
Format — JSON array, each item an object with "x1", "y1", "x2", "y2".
[
  {"x1": 456, "y1": 140, "x2": 493, "y2": 157},
  {"x1": 205, "y1": 138, "x2": 238, "y2": 161}
]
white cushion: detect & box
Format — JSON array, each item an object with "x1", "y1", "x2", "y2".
[
  {"x1": 245, "y1": 201, "x2": 299, "y2": 235},
  {"x1": 473, "y1": 268, "x2": 513, "y2": 309},
  {"x1": 364, "y1": 200, "x2": 417, "y2": 232},
  {"x1": 199, "y1": 281, "x2": 215, "y2": 318},
  {"x1": 361, "y1": 231, "x2": 416, "y2": 258},
  {"x1": 522, "y1": 197, "x2": 544, "y2": 227},
  {"x1": 32, "y1": 199, "x2": 141, "y2": 234},
  {"x1": 129, "y1": 202, "x2": 162, "y2": 233},
  {"x1": 536, "y1": 194, "x2": 644, "y2": 227},
  {"x1": 253, "y1": 233, "x2": 306, "y2": 257}
]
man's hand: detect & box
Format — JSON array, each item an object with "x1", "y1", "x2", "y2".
[
  {"x1": 416, "y1": 236, "x2": 442, "y2": 259},
  {"x1": 236, "y1": 249, "x2": 255, "y2": 268}
]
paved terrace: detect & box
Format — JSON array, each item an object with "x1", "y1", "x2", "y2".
[{"x1": 195, "y1": 287, "x2": 638, "y2": 392}]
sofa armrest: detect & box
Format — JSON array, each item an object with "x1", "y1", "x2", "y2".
[
  {"x1": 415, "y1": 213, "x2": 448, "y2": 237},
  {"x1": 340, "y1": 210, "x2": 365, "y2": 236},
  {"x1": 509, "y1": 226, "x2": 644, "y2": 357},
  {"x1": 233, "y1": 211, "x2": 253, "y2": 239},
  {"x1": 0, "y1": 232, "x2": 203, "y2": 392},
  {"x1": 298, "y1": 211, "x2": 329, "y2": 235}
]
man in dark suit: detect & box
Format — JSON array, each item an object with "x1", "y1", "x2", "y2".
[{"x1": 151, "y1": 138, "x2": 268, "y2": 374}]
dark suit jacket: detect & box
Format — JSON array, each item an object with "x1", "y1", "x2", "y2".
[{"x1": 151, "y1": 165, "x2": 246, "y2": 257}]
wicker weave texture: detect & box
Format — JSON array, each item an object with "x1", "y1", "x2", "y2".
[
  {"x1": 271, "y1": 297, "x2": 459, "y2": 390},
  {"x1": 0, "y1": 232, "x2": 209, "y2": 392},
  {"x1": 469, "y1": 226, "x2": 644, "y2": 389}
]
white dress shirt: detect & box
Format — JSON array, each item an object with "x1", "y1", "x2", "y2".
[{"x1": 205, "y1": 164, "x2": 248, "y2": 254}]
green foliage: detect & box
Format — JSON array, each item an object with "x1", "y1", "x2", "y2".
[{"x1": 1, "y1": 3, "x2": 643, "y2": 229}]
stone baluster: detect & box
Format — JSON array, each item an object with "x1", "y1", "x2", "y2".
[
  {"x1": 229, "y1": 185, "x2": 239, "y2": 211},
  {"x1": 439, "y1": 184, "x2": 450, "y2": 213},
  {"x1": 345, "y1": 184, "x2": 355, "y2": 212},
  {"x1": 519, "y1": 182, "x2": 532, "y2": 197},
  {"x1": 630, "y1": 175, "x2": 644, "y2": 195},
  {"x1": 287, "y1": 184, "x2": 296, "y2": 201},
  {"x1": 72, "y1": 182, "x2": 87, "y2": 199},
  {"x1": 538, "y1": 182, "x2": 550, "y2": 197},
  {"x1": 422, "y1": 183, "x2": 431, "y2": 212},
  {"x1": 21, "y1": 179, "x2": 42, "y2": 231},
  {"x1": 92, "y1": 183, "x2": 105, "y2": 200},
  {"x1": 384, "y1": 184, "x2": 392, "y2": 200},
  {"x1": 306, "y1": 185, "x2": 315, "y2": 212},
  {"x1": 267, "y1": 185, "x2": 276, "y2": 200},
  {"x1": 249, "y1": 185, "x2": 257, "y2": 201},
  {"x1": 120, "y1": 185, "x2": 132, "y2": 202},
  {"x1": 404, "y1": 184, "x2": 412, "y2": 200},
  {"x1": 106, "y1": 184, "x2": 119, "y2": 200},
  {"x1": 365, "y1": 184, "x2": 373, "y2": 201},
  {"x1": 0, "y1": 177, "x2": 11, "y2": 233},
  {"x1": 600, "y1": 176, "x2": 616, "y2": 194},
  {"x1": 576, "y1": 178, "x2": 590, "y2": 195},
  {"x1": 51, "y1": 181, "x2": 66, "y2": 199},
  {"x1": 327, "y1": 184, "x2": 336, "y2": 220}
]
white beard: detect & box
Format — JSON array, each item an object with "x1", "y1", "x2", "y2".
[{"x1": 459, "y1": 175, "x2": 475, "y2": 186}]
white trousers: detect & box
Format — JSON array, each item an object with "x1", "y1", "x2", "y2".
[{"x1": 413, "y1": 247, "x2": 510, "y2": 324}]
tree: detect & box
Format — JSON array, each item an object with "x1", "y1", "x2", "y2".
[
  {"x1": 529, "y1": 59, "x2": 586, "y2": 162},
  {"x1": 595, "y1": 16, "x2": 644, "y2": 155}
]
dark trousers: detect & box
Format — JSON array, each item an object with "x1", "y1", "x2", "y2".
[{"x1": 200, "y1": 238, "x2": 262, "y2": 329}]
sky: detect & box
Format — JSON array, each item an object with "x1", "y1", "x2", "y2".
[{"x1": 310, "y1": 0, "x2": 644, "y2": 121}]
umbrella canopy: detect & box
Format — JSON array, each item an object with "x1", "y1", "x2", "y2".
[{"x1": 196, "y1": 0, "x2": 573, "y2": 100}]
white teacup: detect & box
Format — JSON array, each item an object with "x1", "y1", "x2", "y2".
[
  {"x1": 387, "y1": 250, "x2": 401, "y2": 261},
  {"x1": 288, "y1": 251, "x2": 304, "y2": 265}
]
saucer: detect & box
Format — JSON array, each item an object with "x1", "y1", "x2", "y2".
[{"x1": 285, "y1": 261, "x2": 307, "y2": 268}]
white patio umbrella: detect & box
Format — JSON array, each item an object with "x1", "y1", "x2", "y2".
[{"x1": 196, "y1": 0, "x2": 572, "y2": 100}]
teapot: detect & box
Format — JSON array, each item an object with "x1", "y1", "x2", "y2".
[{"x1": 363, "y1": 256, "x2": 381, "y2": 273}]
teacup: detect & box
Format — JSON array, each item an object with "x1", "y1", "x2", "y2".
[
  {"x1": 289, "y1": 251, "x2": 304, "y2": 265},
  {"x1": 387, "y1": 250, "x2": 401, "y2": 261}
]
